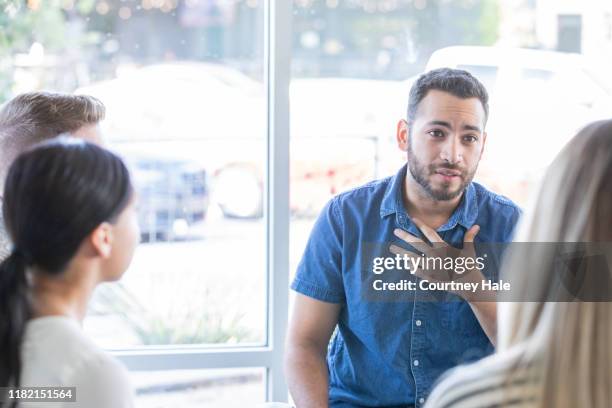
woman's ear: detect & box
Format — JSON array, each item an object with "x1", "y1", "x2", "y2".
[{"x1": 89, "y1": 222, "x2": 114, "y2": 259}]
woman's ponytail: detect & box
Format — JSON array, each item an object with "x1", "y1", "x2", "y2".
[
  {"x1": 0, "y1": 138, "x2": 133, "y2": 407},
  {"x1": 0, "y1": 250, "x2": 31, "y2": 394}
]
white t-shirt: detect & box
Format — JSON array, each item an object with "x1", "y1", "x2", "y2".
[{"x1": 19, "y1": 316, "x2": 135, "y2": 408}]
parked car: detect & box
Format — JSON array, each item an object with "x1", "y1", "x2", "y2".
[
  {"x1": 78, "y1": 63, "x2": 403, "y2": 220},
  {"x1": 117, "y1": 146, "x2": 210, "y2": 243}
]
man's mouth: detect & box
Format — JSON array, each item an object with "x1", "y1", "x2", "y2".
[
  {"x1": 433, "y1": 168, "x2": 463, "y2": 182},
  {"x1": 435, "y1": 168, "x2": 462, "y2": 177}
]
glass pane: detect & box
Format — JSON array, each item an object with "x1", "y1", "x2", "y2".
[
  {"x1": 456, "y1": 65, "x2": 498, "y2": 94},
  {"x1": 131, "y1": 368, "x2": 265, "y2": 408},
  {"x1": 289, "y1": 1, "x2": 612, "y2": 277},
  {"x1": 1, "y1": 1, "x2": 267, "y2": 347}
]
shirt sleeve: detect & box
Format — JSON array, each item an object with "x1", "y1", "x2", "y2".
[
  {"x1": 291, "y1": 197, "x2": 345, "y2": 303},
  {"x1": 68, "y1": 354, "x2": 135, "y2": 408}
]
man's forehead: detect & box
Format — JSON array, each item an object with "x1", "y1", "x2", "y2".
[
  {"x1": 71, "y1": 123, "x2": 105, "y2": 146},
  {"x1": 416, "y1": 90, "x2": 486, "y2": 126},
  {"x1": 420, "y1": 90, "x2": 484, "y2": 112}
]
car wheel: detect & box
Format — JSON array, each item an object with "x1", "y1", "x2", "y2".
[{"x1": 214, "y1": 164, "x2": 263, "y2": 219}]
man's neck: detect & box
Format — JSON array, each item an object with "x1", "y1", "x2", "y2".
[{"x1": 403, "y1": 174, "x2": 464, "y2": 230}]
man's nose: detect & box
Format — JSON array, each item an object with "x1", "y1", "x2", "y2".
[{"x1": 439, "y1": 137, "x2": 462, "y2": 164}]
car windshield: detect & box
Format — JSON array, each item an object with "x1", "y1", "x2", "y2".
[
  {"x1": 456, "y1": 64, "x2": 499, "y2": 96},
  {"x1": 583, "y1": 66, "x2": 612, "y2": 96}
]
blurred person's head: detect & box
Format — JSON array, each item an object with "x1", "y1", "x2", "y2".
[
  {"x1": 397, "y1": 68, "x2": 489, "y2": 201},
  {"x1": 0, "y1": 92, "x2": 105, "y2": 190},
  {"x1": 498, "y1": 119, "x2": 612, "y2": 408},
  {"x1": 0, "y1": 138, "x2": 138, "y2": 391}
]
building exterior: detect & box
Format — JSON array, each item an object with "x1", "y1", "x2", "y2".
[{"x1": 535, "y1": 0, "x2": 612, "y2": 58}]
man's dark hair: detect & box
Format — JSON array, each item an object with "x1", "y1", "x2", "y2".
[{"x1": 407, "y1": 68, "x2": 489, "y2": 124}]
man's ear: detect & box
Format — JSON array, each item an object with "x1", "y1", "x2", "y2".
[
  {"x1": 90, "y1": 222, "x2": 114, "y2": 259},
  {"x1": 397, "y1": 119, "x2": 410, "y2": 152},
  {"x1": 72, "y1": 123, "x2": 105, "y2": 146}
]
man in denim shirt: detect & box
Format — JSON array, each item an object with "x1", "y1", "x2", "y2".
[{"x1": 285, "y1": 68, "x2": 521, "y2": 408}]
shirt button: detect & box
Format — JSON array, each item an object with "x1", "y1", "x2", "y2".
[
  {"x1": 419, "y1": 397, "x2": 425, "y2": 404},
  {"x1": 415, "y1": 319, "x2": 422, "y2": 326},
  {"x1": 413, "y1": 359, "x2": 419, "y2": 366}
]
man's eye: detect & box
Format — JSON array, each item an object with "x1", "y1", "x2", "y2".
[
  {"x1": 463, "y1": 135, "x2": 478, "y2": 143},
  {"x1": 428, "y1": 130, "x2": 444, "y2": 138}
]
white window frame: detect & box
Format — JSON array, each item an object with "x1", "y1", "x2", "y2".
[{"x1": 114, "y1": 0, "x2": 292, "y2": 402}]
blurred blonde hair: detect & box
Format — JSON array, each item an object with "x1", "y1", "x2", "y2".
[
  {"x1": 498, "y1": 119, "x2": 612, "y2": 408},
  {"x1": 0, "y1": 92, "x2": 105, "y2": 181}
]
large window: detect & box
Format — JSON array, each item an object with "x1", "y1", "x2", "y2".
[
  {"x1": 3, "y1": 1, "x2": 270, "y2": 347},
  {"x1": 288, "y1": 1, "x2": 612, "y2": 282},
  {"x1": 2, "y1": 0, "x2": 289, "y2": 405},
  {"x1": 3, "y1": 0, "x2": 612, "y2": 406}
]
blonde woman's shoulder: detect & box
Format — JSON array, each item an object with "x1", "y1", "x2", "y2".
[{"x1": 425, "y1": 350, "x2": 538, "y2": 408}]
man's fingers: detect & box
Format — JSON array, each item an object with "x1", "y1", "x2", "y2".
[
  {"x1": 389, "y1": 244, "x2": 410, "y2": 255},
  {"x1": 384, "y1": 257, "x2": 432, "y2": 282},
  {"x1": 389, "y1": 245, "x2": 454, "y2": 282},
  {"x1": 389, "y1": 244, "x2": 425, "y2": 258},
  {"x1": 412, "y1": 267, "x2": 426, "y2": 281},
  {"x1": 412, "y1": 217, "x2": 444, "y2": 244},
  {"x1": 413, "y1": 268, "x2": 447, "y2": 284},
  {"x1": 464, "y1": 224, "x2": 480, "y2": 243},
  {"x1": 393, "y1": 228, "x2": 422, "y2": 243},
  {"x1": 393, "y1": 229, "x2": 431, "y2": 254}
]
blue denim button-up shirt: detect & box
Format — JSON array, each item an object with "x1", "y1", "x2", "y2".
[{"x1": 291, "y1": 164, "x2": 521, "y2": 408}]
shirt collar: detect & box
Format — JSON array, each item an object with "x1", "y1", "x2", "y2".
[{"x1": 380, "y1": 164, "x2": 478, "y2": 231}]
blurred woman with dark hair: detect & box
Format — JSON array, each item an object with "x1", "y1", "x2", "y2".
[{"x1": 0, "y1": 138, "x2": 139, "y2": 408}]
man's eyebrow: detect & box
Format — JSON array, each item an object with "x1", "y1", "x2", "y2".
[
  {"x1": 426, "y1": 120, "x2": 452, "y2": 129},
  {"x1": 463, "y1": 124, "x2": 482, "y2": 133},
  {"x1": 426, "y1": 121, "x2": 482, "y2": 133}
]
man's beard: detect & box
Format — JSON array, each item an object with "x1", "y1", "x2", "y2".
[{"x1": 406, "y1": 145, "x2": 476, "y2": 201}]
